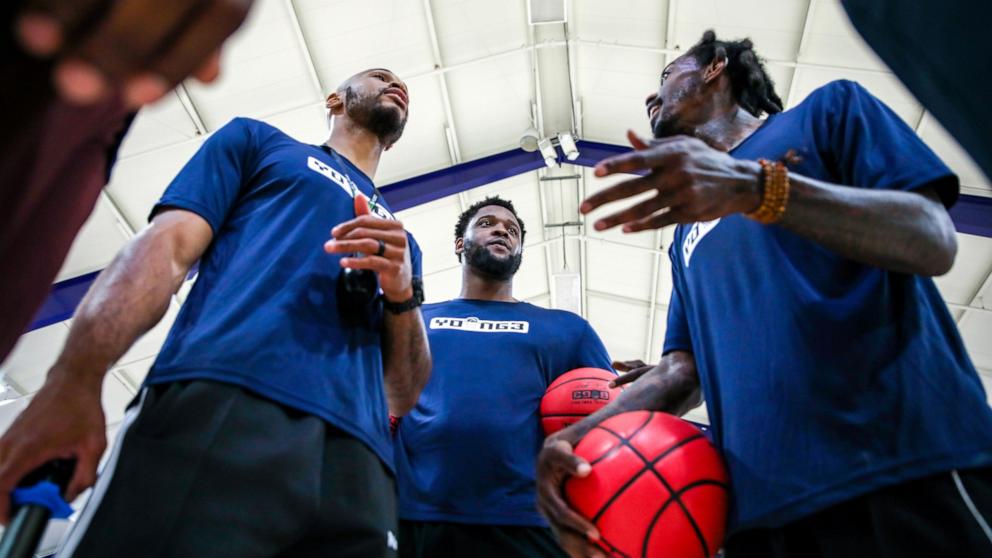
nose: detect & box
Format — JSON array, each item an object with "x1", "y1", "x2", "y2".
[
  {"x1": 492, "y1": 225, "x2": 509, "y2": 238},
  {"x1": 645, "y1": 92, "x2": 659, "y2": 108}
]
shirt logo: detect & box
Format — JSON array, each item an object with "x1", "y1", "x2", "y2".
[
  {"x1": 386, "y1": 531, "x2": 398, "y2": 551},
  {"x1": 429, "y1": 316, "x2": 530, "y2": 334},
  {"x1": 682, "y1": 218, "x2": 721, "y2": 267},
  {"x1": 306, "y1": 156, "x2": 395, "y2": 220}
]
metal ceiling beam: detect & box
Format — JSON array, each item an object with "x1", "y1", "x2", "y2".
[
  {"x1": 784, "y1": 0, "x2": 818, "y2": 109},
  {"x1": 174, "y1": 85, "x2": 208, "y2": 135},
  {"x1": 642, "y1": 230, "x2": 664, "y2": 361},
  {"x1": 284, "y1": 0, "x2": 326, "y2": 99},
  {"x1": 423, "y1": 0, "x2": 464, "y2": 165},
  {"x1": 664, "y1": 0, "x2": 678, "y2": 66}
]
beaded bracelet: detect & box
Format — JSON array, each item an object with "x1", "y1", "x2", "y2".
[{"x1": 746, "y1": 158, "x2": 790, "y2": 224}]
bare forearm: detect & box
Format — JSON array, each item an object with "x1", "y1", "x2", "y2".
[
  {"x1": 51, "y1": 227, "x2": 195, "y2": 387},
  {"x1": 557, "y1": 351, "x2": 700, "y2": 444},
  {"x1": 779, "y1": 176, "x2": 957, "y2": 276},
  {"x1": 382, "y1": 309, "x2": 431, "y2": 416}
]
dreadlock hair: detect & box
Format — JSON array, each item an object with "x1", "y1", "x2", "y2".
[
  {"x1": 454, "y1": 196, "x2": 526, "y2": 262},
  {"x1": 685, "y1": 30, "x2": 783, "y2": 117}
]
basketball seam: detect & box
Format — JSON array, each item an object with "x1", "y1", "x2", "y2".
[
  {"x1": 588, "y1": 412, "x2": 655, "y2": 468},
  {"x1": 544, "y1": 375, "x2": 616, "y2": 396},
  {"x1": 594, "y1": 421, "x2": 712, "y2": 558},
  {"x1": 642, "y1": 480, "x2": 729, "y2": 558},
  {"x1": 589, "y1": 432, "x2": 706, "y2": 518}
]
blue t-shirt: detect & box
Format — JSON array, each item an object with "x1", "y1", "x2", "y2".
[
  {"x1": 396, "y1": 299, "x2": 613, "y2": 526},
  {"x1": 147, "y1": 117, "x2": 422, "y2": 469},
  {"x1": 663, "y1": 80, "x2": 992, "y2": 532}
]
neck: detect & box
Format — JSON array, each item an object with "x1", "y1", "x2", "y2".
[
  {"x1": 690, "y1": 103, "x2": 765, "y2": 152},
  {"x1": 459, "y1": 266, "x2": 516, "y2": 302},
  {"x1": 325, "y1": 117, "x2": 384, "y2": 178}
]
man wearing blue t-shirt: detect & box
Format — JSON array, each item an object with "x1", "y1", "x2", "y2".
[
  {"x1": 395, "y1": 196, "x2": 614, "y2": 557},
  {"x1": 0, "y1": 68, "x2": 430, "y2": 557},
  {"x1": 537, "y1": 31, "x2": 992, "y2": 558}
]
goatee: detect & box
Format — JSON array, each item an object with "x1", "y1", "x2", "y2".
[{"x1": 463, "y1": 238, "x2": 522, "y2": 281}]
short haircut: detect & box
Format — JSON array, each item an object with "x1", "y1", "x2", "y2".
[{"x1": 454, "y1": 196, "x2": 527, "y2": 260}]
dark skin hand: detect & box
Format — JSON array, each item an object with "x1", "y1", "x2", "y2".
[
  {"x1": 581, "y1": 51, "x2": 958, "y2": 277},
  {"x1": 537, "y1": 351, "x2": 702, "y2": 558},
  {"x1": 15, "y1": 0, "x2": 253, "y2": 106},
  {"x1": 324, "y1": 195, "x2": 431, "y2": 416}
]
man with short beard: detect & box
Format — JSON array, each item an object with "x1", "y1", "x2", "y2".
[
  {"x1": 393, "y1": 196, "x2": 613, "y2": 558},
  {"x1": 0, "y1": 68, "x2": 430, "y2": 557}
]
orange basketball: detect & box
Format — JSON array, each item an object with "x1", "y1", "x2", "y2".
[
  {"x1": 565, "y1": 411, "x2": 729, "y2": 558},
  {"x1": 540, "y1": 368, "x2": 622, "y2": 436}
]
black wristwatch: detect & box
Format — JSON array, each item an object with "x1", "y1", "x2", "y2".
[{"x1": 383, "y1": 277, "x2": 424, "y2": 314}]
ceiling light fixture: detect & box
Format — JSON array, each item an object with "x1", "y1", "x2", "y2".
[
  {"x1": 557, "y1": 132, "x2": 579, "y2": 161},
  {"x1": 519, "y1": 127, "x2": 541, "y2": 152},
  {"x1": 538, "y1": 137, "x2": 558, "y2": 168}
]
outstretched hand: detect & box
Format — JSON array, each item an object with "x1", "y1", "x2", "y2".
[{"x1": 580, "y1": 130, "x2": 763, "y2": 233}]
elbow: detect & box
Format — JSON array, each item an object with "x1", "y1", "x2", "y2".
[{"x1": 919, "y1": 209, "x2": 958, "y2": 277}]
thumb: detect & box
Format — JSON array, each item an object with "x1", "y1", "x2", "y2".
[
  {"x1": 354, "y1": 193, "x2": 371, "y2": 216},
  {"x1": 627, "y1": 129, "x2": 650, "y2": 150}
]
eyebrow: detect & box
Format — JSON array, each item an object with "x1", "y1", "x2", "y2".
[{"x1": 476, "y1": 213, "x2": 520, "y2": 228}]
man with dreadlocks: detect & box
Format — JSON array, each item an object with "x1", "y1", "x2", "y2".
[
  {"x1": 394, "y1": 196, "x2": 613, "y2": 558},
  {"x1": 537, "y1": 30, "x2": 992, "y2": 557}
]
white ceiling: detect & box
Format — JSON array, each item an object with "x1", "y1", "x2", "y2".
[{"x1": 4, "y1": 0, "x2": 992, "y2": 437}]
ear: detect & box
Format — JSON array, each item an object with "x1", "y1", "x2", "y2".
[
  {"x1": 455, "y1": 237, "x2": 464, "y2": 261},
  {"x1": 703, "y1": 56, "x2": 728, "y2": 84},
  {"x1": 326, "y1": 91, "x2": 345, "y2": 116}
]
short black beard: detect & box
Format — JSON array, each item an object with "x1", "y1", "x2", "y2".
[
  {"x1": 345, "y1": 86, "x2": 407, "y2": 147},
  {"x1": 463, "y1": 238, "x2": 522, "y2": 281}
]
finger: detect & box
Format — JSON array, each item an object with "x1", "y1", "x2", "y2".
[
  {"x1": 339, "y1": 256, "x2": 399, "y2": 275},
  {"x1": 83, "y1": 0, "x2": 205, "y2": 76},
  {"x1": 354, "y1": 193, "x2": 371, "y2": 216},
  {"x1": 192, "y1": 48, "x2": 222, "y2": 83},
  {"x1": 332, "y1": 215, "x2": 403, "y2": 238},
  {"x1": 53, "y1": 60, "x2": 108, "y2": 104},
  {"x1": 324, "y1": 238, "x2": 400, "y2": 259},
  {"x1": 624, "y1": 207, "x2": 688, "y2": 233},
  {"x1": 16, "y1": 0, "x2": 107, "y2": 55},
  {"x1": 554, "y1": 528, "x2": 606, "y2": 558},
  {"x1": 15, "y1": 13, "x2": 63, "y2": 56},
  {"x1": 337, "y1": 226, "x2": 408, "y2": 245},
  {"x1": 609, "y1": 372, "x2": 644, "y2": 388},
  {"x1": 136, "y1": 0, "x2": 251, "y2": 100},
  {"x1": 611, "y1": 359, "x2": 647, "y2": 372},
  {"x1": 580, "y1": 176, "x2": 661, "y2": 217},
  {"x1": 542, "y1": 483, "x2": 599, "y2": 540},
  {"x1": 627, "y1": 128, "x2": 650, "y2": 150},
  {"x1": 66, "y1": 449, "x2": 99, "y2": 501},
  {"x1": 0, "y1": 447, "x2": 48, "y2": 525},
  {"x1": 593, "y1": 139, "x2": 685, "y2": 178},
  {"x1": 592, "y1": 185, "x2": 687, "y2": 232}
]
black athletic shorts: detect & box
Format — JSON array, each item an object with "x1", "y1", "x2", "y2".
[
  {"x1": 399, "y1": 519, "x2": 568, "y2": 558},
  {"x1": 59, "y1": 380, "x2": 399, "y2": 558},
  {"x1": 725, "y1": 467, "x2": 992, "y2": 558}
]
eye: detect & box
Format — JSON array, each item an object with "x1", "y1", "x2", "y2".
[
  {"x1": 374, "y1": 73, "x2": 387, "y2": 81},
  {"x1": 508, "y1": 227, "x2": 519, "y2": 237},
  {"x1": 660, "y1": 69, "x2": 672, "y2": 84}
]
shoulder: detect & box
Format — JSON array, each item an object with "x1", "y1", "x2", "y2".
[
  {"x1": 793, "y1": 79, "x2": 875, "y2": 115},
  {"x1": 524, "y1": 304, "x2": 592, "y2": 330},
  {"x1": 216, "y1": 117, "x2": 293, "y2": 144}
]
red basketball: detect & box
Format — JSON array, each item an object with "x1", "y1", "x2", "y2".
[
  {"x1": 541, "y1": 368, "x2": 623, "y2": 436},
  {"x1": 565, "y1": 411, "x2": 729, "y2": 558}
]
